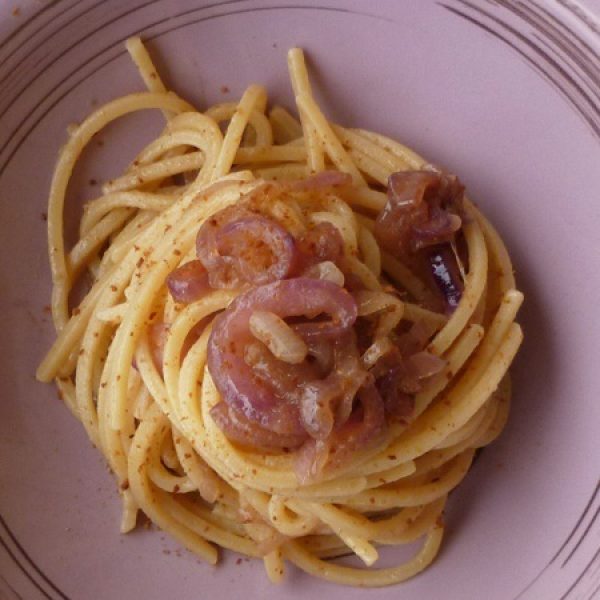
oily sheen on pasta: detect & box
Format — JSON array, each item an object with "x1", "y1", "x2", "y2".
[{"x1": 36, "y1": 39, "x2": 524, "y2": 587}]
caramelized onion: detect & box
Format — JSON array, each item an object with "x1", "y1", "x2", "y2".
[
  {"x1": 373, "y1": 350, "x2": 417, "y2": 419},
  {"x1": 407, "y1": 351, "x2": 446, "y2": 379},
  {"x1": 426, "y1": 244, "x2": 464, "y2": 312},
  {"x1": 210, "y1": 402, "x2": 306, "y2": 449},
  {"x1": 295, "y1": 383, "x2": 385, "y2": 484},
  {"x1": 413, "y1": 209, "x2": 462, "y2": 249},
  {"x1": 370, "y1": 347, "x2": 414, "y2": 390},
  {"x1": 298, "y1": 333, "x2": 367, "y2": 440},
  {"x1": 394, "y1": 321, "x2": 433, "y2": 357},
  {"x1": 305, "y1": 338, "x2": 334, "y2": 372},
  {"x1": 207, "y1": 278, "x2": 357, "y2": 435},
  {"x1": 196, "y1": 206, "x2": 297, "y2": 289},
  {"x1": 196, "y1": 205, "x2": 246, "y2": 275},
  {"x1": 296, "y1": 222, "x2": 345, "y2": 270},
  {"x1": 149, "y1": 167, "x2": 479, "y2": 480},
  {"x1": 294, "y1": 439, "x2": 331, "y2": 486},
  {"x1": 371, "y1": 340, "x2": 445, "y2": 423},
  {"x1": 217, "y1": 216, "x2": 297, "y2": 285},
  {"x1": 170, "y1": 172, "x2": 465, "y2": 464},
  {"x1": 361, "y1": 336, "x2": 395, "y2": 368},
  {"x1": 378, "y1": 370, "x2": 415, "y2": 422},
  {"x1": 244, "y1": 341, "x2": 321, "y2": 396},
  {"x1": 374, "y1": 170, "x2": 464, "y2": 259},
  {"x1": 166, "y1": 259, "x2": 210, "y2": 303},
  {"x1": 354, "y1": 290, "x2": 404, "y2": 338}
]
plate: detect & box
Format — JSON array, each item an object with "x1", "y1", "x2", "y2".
[{"x1": 1, "y1": 1, "x2": 599, "y2": 598}]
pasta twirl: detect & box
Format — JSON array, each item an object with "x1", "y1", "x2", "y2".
[{"x1": 36, "y1": 39, "x2": 523, "y2": 587}]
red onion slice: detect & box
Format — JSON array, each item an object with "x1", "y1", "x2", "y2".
[
  {"x1": 394, "y1": 321, "x2": 433, "y2": 357},
  {"x1": 407, "y1": 350, "x2": 447, "y2": 379},
  {"x1": 298, "y1": 333, "x2": 368, "y2": 440},
  {"x1": 426, "y1": 244, "x2": 464, "y2": 312},
  {"x1": 379, "y1": 369, "x2": 415, "y2": 422},
  {"x1": 207, "y1": 278, "x2": 357, "y2": 436},
  {"x1": 194, "y1": 180, "x2": 349, "y2": 291},
  {"x1": 295, "y1": 222, "x2": 345, "y2": 272},
  {"x1": 375, "y1": 171, "x2": 437, "y2": 258},
  {"x1": 294, "y1": 439, "x2": 331, "y2": 485},
  {"x1": 217, "y1": 216, "x2": 297, "y2": 285},
  {"x1": 244, "y1": 341, "x2": 321, "y2": 396},
  {"x1": 412, "y1": 209, "x2": 462, "y2": 249},
  {"x1": 196, "y1": 205, "x2": 297, "y2": 289},
  {"x1": 374, "y1": 170, "x2": 464, "y2": 260},
  {"x1": 210, "y1": 402, "x2": 307, "y2": 450},
  {"x1": 295, "y1": 383, "x2": 385, "y2": 484},
  {"x1": 196, "y1": 206, "x2": 243, "y2": 272},
  {"x1": 166, "y1": 259, "x2": 211, "y2": 304},
  {"x1": 305, "y1": 338, "x2": 335, "y2": 372}
]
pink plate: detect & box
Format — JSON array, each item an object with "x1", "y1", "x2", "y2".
[{"x1": 1, "y1": 1, "x2": 599, "y2": 598}]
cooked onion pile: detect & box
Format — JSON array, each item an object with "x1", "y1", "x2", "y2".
[{"x1": 165, "y1": 171, "x2": 467, "y2": 483}]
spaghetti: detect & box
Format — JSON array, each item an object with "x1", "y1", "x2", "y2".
[{"x1": 36, "y1": 39, "x2": 523, "y2": 587}]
